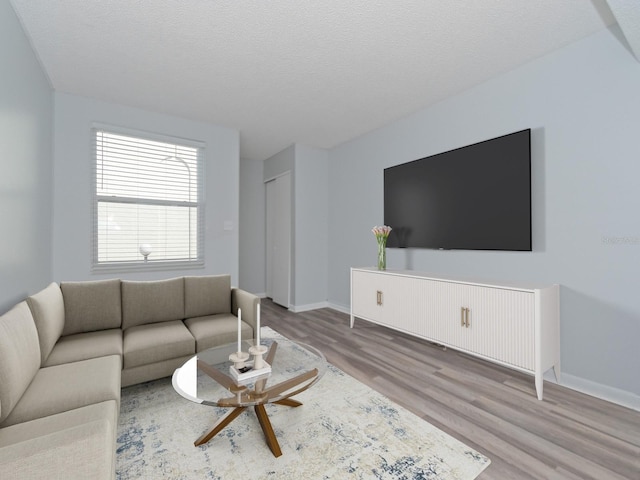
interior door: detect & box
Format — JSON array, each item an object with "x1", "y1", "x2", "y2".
[{"x1": 265, "y1": 172, "x2": 291, "y2": 308}]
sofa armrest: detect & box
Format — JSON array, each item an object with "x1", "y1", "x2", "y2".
[
  {"x1": 0, "y1": 418, "x2": 115, "y2": 480},
  {"x1": 231, "y1": 288, "x2": 260, "y2": 332}
]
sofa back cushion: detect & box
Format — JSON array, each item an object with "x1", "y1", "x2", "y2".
[
  {"x1": 121, "y1": 277, "x2": 185, "y2": 329},
  {"x1": 184, "y1": 275, "x2": 231, "y2": 318},
  {"x1": 60, "y1": 279, "x2": 122, "y2": 336},
  {"x1": 26, "y1": 282, "x2": 65, "y2": 365},
  {"x1": 0, "y1": 302, "x2": 41, "y2": 423}
]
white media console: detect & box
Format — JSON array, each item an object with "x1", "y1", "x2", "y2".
[{"x1": 350, "y1": 267, "x2": 560, "y2": 400}]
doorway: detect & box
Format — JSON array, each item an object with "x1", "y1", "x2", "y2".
[{"x1": 265, "y1": 172, "x2": 291, "y2": 308}]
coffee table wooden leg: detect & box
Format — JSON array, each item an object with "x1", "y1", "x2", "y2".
[
  {"x1": 194, "y1": 406, "x2": 247, "y2": 446},
  {"x1": 254, "y1": 404, "x2": 282, "y2": 457},
  {"x1": 274, "y1": 398, "x2": 302, "y2": 407}
]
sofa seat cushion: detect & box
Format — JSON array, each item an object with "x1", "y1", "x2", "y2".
[
  {"x1": 60, "y1": 279, "x2": 122, "y2": 335},
  {"x1": 184, "y1": 275, "x2": 231, "y2": 318},
  {"x1": 0, "y1": 302, "x2": 41, "y2": 424},
  {"x1": 0, "y1": 399, "x2": 117, "y2": 447},
  {"x1": 0, "y1": 355, "x2": 121, "y2": 427},
  {"x1": 122, "y1": 277, "x2": 185, "y2": 329},
  {"x1": 0, "y1": 400, "x2": 118, "y2": 480},
  {"x1": 26, "y1": 283, "x2": 65, "y2": 365},
  {"x1": 184, "y1": 313, "x2": 254, "y2": 352},
  {"x1": 44, "y1": 329, "x2": 123, "y2": 367},
  {"x1": 123, "y1": 320, "x2": 195, "y2": 369},
  {"x1": 121, "y1": 355, "x2": 193, "y2": 388}
]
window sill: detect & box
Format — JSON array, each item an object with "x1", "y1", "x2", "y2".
[{"x1": 91, "y1": 260, "x2": 205, "y2": 274}]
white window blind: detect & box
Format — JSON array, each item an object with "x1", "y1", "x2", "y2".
[{"x1": 92, "y1": 128, "x2": 204, "y2": 270}]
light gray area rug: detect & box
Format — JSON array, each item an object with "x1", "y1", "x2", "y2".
[{"x1": 116, "y1": 328, "x2": 490, "y2": 479}]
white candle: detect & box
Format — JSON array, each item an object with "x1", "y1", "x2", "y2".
[
  {"x1": 256, "y1": 303, "x2": 261, "y2": 346},
  {"x1": 237, "y1": 308, "x2": 242, "y2": 353}
]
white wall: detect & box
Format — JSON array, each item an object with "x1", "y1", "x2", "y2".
[
  {"x1": 293, "y1": 144, "x2": 329, "y2": 309},
  {"x1": 264, "y1": 145, "x2": 295, "y2": 181},
  {"x1": 239, "y1": 158, "x2": 266, "y2": 295},
  {"x1": 328, "y1": 26, "x2": 640, "y2": 404},
  {"x1": 52, "y1": 93, "x2": 241, "y2": 284},
  {"x1": 0, "y1": 0, "x2": 53, "y2": 313}
]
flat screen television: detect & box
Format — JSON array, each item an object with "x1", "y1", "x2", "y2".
[{"x1": 384, "y1": 129, "x2": 531, "y2": 251}]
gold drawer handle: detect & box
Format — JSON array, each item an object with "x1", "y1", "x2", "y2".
[
  {"x1": 461, "y1": 307, "x2": 470, "y2": 327},
  {"x1": 376, "y1": 290, "x2": 383, "y2": 306}
]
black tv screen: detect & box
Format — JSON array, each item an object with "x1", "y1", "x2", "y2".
[{"x1": 384, "y1": 129, "x2": 531, "y2": 251}]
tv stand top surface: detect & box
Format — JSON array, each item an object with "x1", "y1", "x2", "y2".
[{"x1": 352, "y1": 267, "x2": 557, "y2": 292}]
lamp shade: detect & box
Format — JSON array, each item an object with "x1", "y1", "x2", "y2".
[{"x1": 139, "y1": 244, "x2": 153, "y2": 257}]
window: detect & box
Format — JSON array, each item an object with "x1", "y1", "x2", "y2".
[{"x1": 92, "y1": 128, "x2": 204, "y2": 270}]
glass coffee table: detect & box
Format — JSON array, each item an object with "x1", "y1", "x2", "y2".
[{"x1": 172, "y1": 336, "x2": 326, "y2": 457}]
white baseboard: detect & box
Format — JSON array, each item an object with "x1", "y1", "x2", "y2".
[
  {"x1": 290, "y1": 301, "x2": 352, "y2": 314},
  {"x1": 327, "y1": 302, "x2": 350, "y2": 315},
  {"x1": 289, "y1": 301, "x2": 330, "y2": 313},
  {"x1": 556, "y1": 372, "x2": 640, "y2": 412}
]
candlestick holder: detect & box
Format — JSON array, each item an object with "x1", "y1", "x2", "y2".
[
  {"x1": 228, "y1": 351, "x2": 250, "y2": 370},
  {"x1": 229, "y1": 345, "x2": 271, "y2": 384},
  {"x1": 249, "y1": 344, "x2": 269, "y2": 370}
]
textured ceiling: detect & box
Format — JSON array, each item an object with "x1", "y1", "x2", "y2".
[{"x1": 10, "y1": 1, "x2": 616, "y2": 160}]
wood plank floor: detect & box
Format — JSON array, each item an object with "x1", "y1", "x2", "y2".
[{"x1": 260, "y1": 299, "x2": 640, "y2": 480}]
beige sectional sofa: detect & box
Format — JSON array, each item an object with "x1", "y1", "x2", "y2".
[{"x1": 0, "y1": 275, "x2": 259, "y2": 479}]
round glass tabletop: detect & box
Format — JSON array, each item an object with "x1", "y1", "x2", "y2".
[{"x1": 172, "y1": 336, "x2": 327, "y2": 408}]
